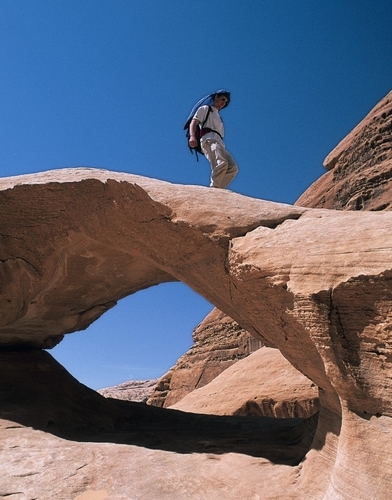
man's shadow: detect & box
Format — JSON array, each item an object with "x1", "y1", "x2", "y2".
[{"x1": 0, "y1": 350, "x2": 318, "y2": 465}]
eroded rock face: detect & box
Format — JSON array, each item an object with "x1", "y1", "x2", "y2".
[
  {"x1": 296, "y1": 90, "x2": 392, "y2": 210},
  {"x1": 1, "y1": 90, "x2": 392, "y2": 500},
  {"x1": 148, "y1": 308, "x2": 263, "y2": 407},
  {"x1": 170, "y1": 346, "x2": 319, "y2": 418},
  {"x1": 0, "y1": 169, "x2": 303, "y2": 349}
]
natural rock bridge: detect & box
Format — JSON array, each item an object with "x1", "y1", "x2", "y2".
[{"x1": 1, "y1": 165, "x2": 392, "y2": 499}]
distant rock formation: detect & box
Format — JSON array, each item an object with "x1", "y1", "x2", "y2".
[
  {"x1": 170, "y1": 347, "x2": 319, "y2": 418},
  {"x1": 98, "y1": 379, "x2": 157, "y2": 402},
  {"x1": 148, "y1": 308, "x2": 263, "y2": 407},
  {"x1": 0, "y1": 90, "x2": 391, "y2": 499}
]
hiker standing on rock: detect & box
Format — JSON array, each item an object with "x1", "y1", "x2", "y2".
[{"x1": 185, "y1": 89, "x2": 238, "y2": 189}]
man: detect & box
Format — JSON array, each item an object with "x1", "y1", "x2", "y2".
[{"x1": 188, "y1": 91, "x2": 238, "y2": 189}]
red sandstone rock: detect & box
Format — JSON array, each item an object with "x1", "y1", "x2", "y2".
[
  {"x1": 170, "y1": 347, "x2": 319, "y2": 418},
  {"x1": 148, "y1": 308, "x2": 263, "y2": 408},
  {"x1": 296, "y1": 90, "x2": 392, "y2": 210},
  {"x1": 0, "y1": 350, "x2": 315, "y2": 499}
]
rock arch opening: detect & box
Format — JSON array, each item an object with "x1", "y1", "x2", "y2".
[{"x1": 50, "y1": 282, "x2": 214, "y2": 391}]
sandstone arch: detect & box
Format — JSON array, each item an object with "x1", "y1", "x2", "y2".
[{"x1": 1, "y1": 166, "x2": 392, "y2": 498}]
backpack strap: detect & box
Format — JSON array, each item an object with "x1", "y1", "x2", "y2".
[
  {"x1": 202, "y1": 106, "x2": 212, "y2": 127},
  {"x1": 188, "y1": 106, "x2": 213, "y2": 162}
]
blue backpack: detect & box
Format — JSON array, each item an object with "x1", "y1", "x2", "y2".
[{"x1": 183, "y1": 89, "x2": 231, "y2": 160}]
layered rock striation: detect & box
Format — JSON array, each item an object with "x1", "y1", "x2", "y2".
[
  {"x1": 296, "y1": 90, "x2": 392, "y2": 210},
  {"x1": 148, "y1": 307, "x2": 263, "y2": 408},
  {"x1": 170, "y1": 346, "x2": 319, "y2": 418}
]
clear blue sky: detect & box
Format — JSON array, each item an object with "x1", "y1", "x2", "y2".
[{"x1": 0, "y1": 1, "x2": 391, "y2": 389}]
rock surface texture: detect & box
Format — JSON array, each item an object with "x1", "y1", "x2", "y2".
[
  {"x1": 148, "y1": 307, "x2": 263, "y2": 408},
  {"x1": 1, "y1": 91, "x2": 392, "y2": 499},
  {"x1": 98, "y1": 379, "x2": 158, "y2": 402},
  {"x1": 296, "y1": 90, "x2": 392, "y2": 210},
  {"x1": 170, "y1": 346, "x2": 319, "y2": 418}
]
